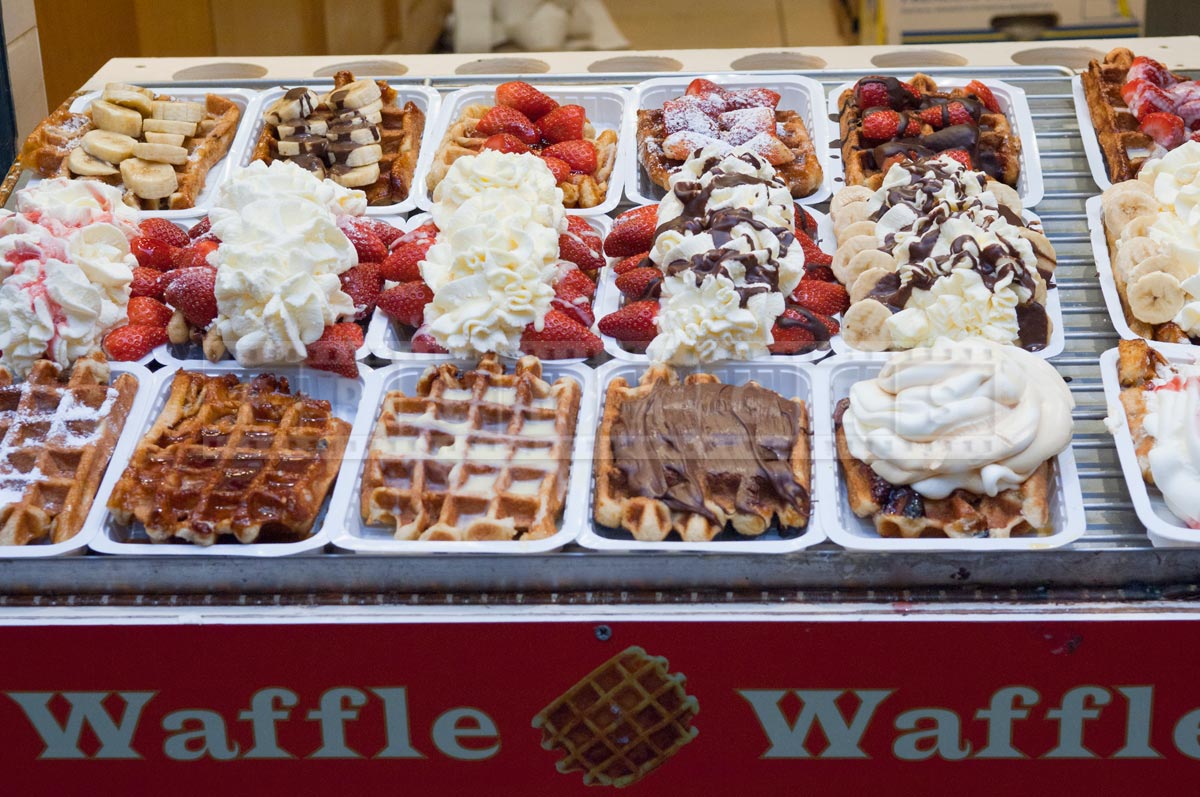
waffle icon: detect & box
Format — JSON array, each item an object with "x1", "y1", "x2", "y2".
[{"x1": 533, "y1": 646, "x2": 699, "y2": 788}]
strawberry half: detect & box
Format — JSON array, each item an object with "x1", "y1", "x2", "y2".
[
  {"x1": 598, "y1": 301, "x2": 658, "y2": 343},
  {"x1": 768, "y1": 309, "x2": 816, "y2": 355},
  {"x1": 305, "y1": 327, "x2": 360, "y2": 379},
  {"x1": 1140, "y1": 112, "x2": 1185, "y2": 149},
  {"x1": 130, "y1": 267, "x2": 168, "y2": 300},
  {"x1": 536, "y1": 104, "x2": 586, "y2": 144},
  {"x1": 615, "y1": 267, "x2": 663, "y2": 301},
  {"x1": 941, "y1": 149, "x2": 973, "y2": 170},
  {"x1": 539, "y1": 155, "x2": 571, "y2": 184},
  {"x1": 187, "y1": 217, "x2": 212, "y2": 240},
  {"x1": 163, "y1": 267, "x2": 217, "y2": 328},
  {"x1": 171, "y1": 239, "x2": 218, "y2": 271},
  {"x1": 103, "y1": 324, "x2": 167, "y2": 361},
  {"x1": 377, "y1": 282, "x2": 433, "y2": 327},
  {"x1": 381, "y1": 241, "x2": 429, "y2": 283},
  {"x1": 476, "y1": 105, "x2": 538, "y2": 145},
  {"x1": 495, "y1": 81, "x2": 558, "y2": 121},
  {"x1": 126, "y1": 296, "x2": 173, "y2": 328},
  {"x1": 796, "y1": 233, "x2": 832, "y2": 267},
  {"x1": 686, "y1": 78, "x2": 725, "y2": 97},
  {"x1": 138, "y1": 218, "x2": 189, "y2": 248},
  {"x1": 964, "y1": 80, "x2": 1001, "y2": 114},
  {"x1": 340, "y1": 262, "x2": 383, "y2": 321},
  {"x1": 481, "y1": 133, "x2": 530, "y2": 154},
  {"x1": 130, "y1": 237, "x2": 176, "y2": 271},
  {"x1": 556, "y1": 266, "x2": 597, "y2": 301},
  {"x1": 605, "y1": 205, "x2": 658, "y2": 258},
  {"x1": 519, "y1": 309, "x2": 602, "y2": 359},
  {"x1": 559, "y1": 217, "x2": 604, "y2": 273},
  {"x1": 791, "y1": 280, "x2": 849, "y2": 316},
  {"x1": 542, "y1": 140, "x2": 597, "y2": 174},
  {"x1": 361, "y1": 219, "x2": 403, "y2": 248},
  {"x1": 411, "y1": 327, "x2": 447, "y2": 354},
  {"x1": 613, "y1": 251, "x2": 651, "y2": 275},
  {"x1": 339, "y1": 219, "x2": 387, "y2": 263},
  {"x1": 854, "y1": 77, "x2": 892, "y2": 110}
]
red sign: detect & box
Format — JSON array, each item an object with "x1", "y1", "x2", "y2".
[{"x1": 0, "y1": 618, "x2": 1196, "y2": 795}]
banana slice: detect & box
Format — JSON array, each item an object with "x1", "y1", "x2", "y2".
[
  {"x1": 326, "y1": 79, "x2": 381, "y2": 111},
  {"x1": 1103, "y1": 189, "x2": 1159, "y2": 238},
  {"x1": 339, "y1": 98, "x2": 383, "y2": 119},
  {"x1": 987, "y1": 181, "x2": 1023, "y2": 216},
  {"x1": 274, "y1": 135, "x2": 329, "y2": 158},
  {"x1": 326, "y1": 125, "x2": 381, "y2": 144},
  {"x1": 1120, "y1": 214, "x2": 1157, "y2": 242},
  {"x1": 837, "y1": 220, "x2": 877, "y2": 244},
  {"x1": 132, "y1": 142, "x2": 189, "y2": 165},
  {"x1": 290, "y1": 154, "x2": 327, "y2": 179},
  {"x1": 830, "y1": 185, "x2": 873, "y2": 218},
  {"x1": 833, "y1": 202, "x2": 874, "y2": 242},
  {"x1": 1128, "y1": 271, "x2": 1185, "y2": 324},
  {"x1": 1033, "y1": 271, "x2": 1049, "y2": 304},
  {"x1": 90, "y1": 100, "x2": 143, "y2": 138},
  {"x1": 329, "y1": 142, "x2": 383, "y2": 168},
  {"x1": 265, "y1": 88, "x2": 319, "y2": 125},
  {"x1": 144, "y1": 131, "x2": 185, "y2": 146},
  {"x1": 277, "y1": 119, "x2": 328, "y2": 138},
  {"x1": 68, "y1": 146, "x2": 119, "y2": 177},
  {"x1": 832, "y1": 235, "x2": 882, "y2": 285},
  {"x1": 105, "y1": 82, "x2": 154, "y2": 99},
  {"x1": 849, "y1": 266, "x2": 892, "y2": 304},
  {"x1": 151, "y1": 100, "x2": 205, "y2": 123},
  {"x1": 1017, "y1": 228, "x2": 1056, "y2": 274},
  {"x1": 329, "y1": 162, "x2": 380, "y2": 188},
  {"x1": 1128, "y1": 254, "x2": 1191, "y2": 284},
  {"x1": 1101, "y1": 179, "x2": 1154, "y2": 207},
  {"x1": 1114, "y1": 237, "x2": 1162, "y2": 281},
  {"x1": 102, "y1": 89, "x2": 152, "y2": 117},
  {"x1": 120, "y1": 157, "x2": 178, "y2": 199},
  {"x1": 167, "y1": 310, "x2": 190, "y2": 345},
  {"x1": 143, "y1": 118, "x2": 197, "y2": 136},
  {"x1": 842, "y1": 299, "x2": 894, "y2": 352},
  {"x1": 81, "y1": 129, "x2": 137, "y2": 163}
]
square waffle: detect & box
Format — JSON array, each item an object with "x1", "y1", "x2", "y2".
[
  {"x1": 107, "y1": 371, "x2": 350, "y2": 545},
  {"x1": 593, "y1": 366, "x2": 811, "y2": 542},
  {"x1": 833, "y1": 398, "x2": 1053, "y2": 538},
  {"x1": 532, "y1": 645, "x2": 698, "y2": 788},
  {"x1": 837, "y1": 74, "x2": 1021, "y2": 190},
  {"x1": 0, "y1": 354, "x2": 136, "y2": 546},
  {"x1": 361, "y1": 354, "x2": 581, "y2": 541},
  {"x1": 425, "y1": 104, "x2": 618, "y2": 209},
  {"x1": 251, "y1": 71, "x2": 426, "y2": 206},
  {"x1": 20, "y1": 90, "x2": 240, "y2": 211}
]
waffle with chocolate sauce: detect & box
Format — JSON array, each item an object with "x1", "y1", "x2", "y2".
[
  {"x1": 593, "y1": 366, "x2": 810, "y2": 542},
  {"x1": 833, "y1": 398, "x2": 1053, "y2": 538},
  {"x1": 837, "y1": 74, "x2": 1021, "y2": 190}
]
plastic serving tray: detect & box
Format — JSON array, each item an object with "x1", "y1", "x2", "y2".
[
  {"x1": 411, "y1": 84, "x2": 628, "y2": 217},
  {"x1": 329, "y1": 359, "x2": 595, "y2": 554},
  {"x1": 826, "y1": 77, "x2": 1044, "y2": 209},
  {"x1": 88, "y1": 360, "x2": 370, "y2": 557},
  {"x1": 625, "y1": 74, "x2": 835, "y2": 207},
  {"x1": 233, "y1": 83, "x2": 441, "y2": 216},
  {"x1": 579, "y1": 359, "x2": 826, "y2": 553},
  {"x1": 814, "y1": 353, "x2": 1086, "y2": 552}
]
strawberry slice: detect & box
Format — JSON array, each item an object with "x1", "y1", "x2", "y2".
[
  {"x1": 536, "y1": 104, "x2": 587, "y2": 144},
  {"x1": 964, "y1": 80, "x2": 1001, "y2": 114},
  {"x1": 542, "y1": 140, "x2": 597, "y2": 173},
  {"x1": 551, "y1": 297, "x2": 594, "y2": 329},
  {"x1": 558, "y1": 217, "x2": 604, "y2": 273},
  {"x1": 163, "y1": 267, "x2": 217, "y2": 328},
  {"x1": 791, "y1": 280, "x2": 849, "y2": 316},
  {"x1": 339, "y1": 262, "x2": 383, "y2": 321},
  {"x1": 103, "y1": 325, "x2": 167, "y2": 361},
  {"x1": 476, "y1": 105, "x2": 538, "y2": 145},
  {"x1": 495, "y1": 81, "x2": 558, "y2": 120},
  {"x1": 598, "y1": 301, "x2": 659, "y2": 344},
  {"x1": 377, "y1": 281, "x2": 433, "y2": 327},
  {"x1": 130, "y1": 237, "x2": 176, "y2": 271},
  {"x1": 615, "y1": 267, "x2": 663, "y2": 301},
  {"x1": 339, "y1": 219, "x2": 387, "y2": 263},
  {"x1": 614, "y1": 251, "x2": 651, "y2": 275},
  {"x1": 126, "y1": 296, "x2": 173, "y2": 328},
  {"x1": 130, "y1": 267, "x2": 168, "y2": 300},
  {"x1": 138, "y1": 218, "x2": 189, "y2": 248},
  {"x1": 605, "y1": 206, "x2": 658, "y2": 258},
  {"x1": 520, "y1": 309, "x2": 602, "y2": 359},
  {"x1": 539, "y1": 155, "x2": 570, "y2": 184},
  {"x1": 481, "y1": 133, "x2": 530, "y2": 154}
]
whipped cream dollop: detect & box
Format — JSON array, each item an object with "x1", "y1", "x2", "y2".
[
  {"x1": 843, "y1": 337, "x2": 1074, "y2": 498},
  {"x1": 646, "y1": 273, "x2": 783, "y2": 364},
  {"x1": 421, "y1": 152, "x2": 565, "y2": 357},
  {"x1": 0, "y1": 180, "x2": 136, "y2": 376},
  {"x1": 210, "y1": 161, "x2": 360, "y2": 366},
  {"x1": 1142, "y1": 361, "x2": 1200, "y2": 528}
]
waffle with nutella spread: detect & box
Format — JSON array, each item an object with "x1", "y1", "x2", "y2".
[
  {"x1": 837, "y1": 74, "x2": 1021, "y2": 191},
  {"x1": 636, "y1": 78, "x2": 823, "y2": 199},
  {"x1": 361, "y1": 355, "x2": 581, "y2": 542},
  {"x1": 593, "y1": 366, "x2": 810, "y2": 542},
  {"x1": 830, "y1": 155, "x2": 1056, "y2": 353},
  {"x1": 252, "y1": 71, "x2": 425, "y2": 205}
]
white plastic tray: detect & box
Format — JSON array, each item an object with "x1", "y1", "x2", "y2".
[
  {"x1": 366, "y1": 213, "x2": 610, "y2": 364},
  {"x1": 412, "y1": 84, "x2": 628, "y2": 217},
  {"x1": 595, "y1": 206, "x2": 837, "y2": 364},
  {"x1": 234, "y1": 83, "x2": 441, "y2": 216},
  {"x1": 1099, "y1": 344, "x2": 1199, "y2": 548},
  {"x1": 625, "y1": 74, "x2": 834, "y2": 207},
  {"x1": 826, "y1": 77, "x2": 1044, "y2": 209},
  {"x1": 27, "y1": 87, "x2": 262, "y2": 221},
  {"x1": 579, "y1": 359, "x2": 826, "y2": 553},
  {"x1": 1072, "y1": 75, "x2": 1115, "y2": 190},
  {"x1": 0, "y1": 360, "x2": 156, "y2": 558},
  {"x1": 814, "y1": 353, "x2": 1086, "y2": 552},
  {"x1": 329, "y1": 359, "x2": 595, "y2": 554},
  {"x1": 828, "y1": 209, "x2": 1065, "y2": 359},
  {"x1": 89, "y1": 360, "x2": 370, "y2": 556}
]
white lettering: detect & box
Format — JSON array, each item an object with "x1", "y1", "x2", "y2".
[
  {"x1": 975, "y1": 686, "x2": 1039, "y2": 759},
  {"x1": 7, "y1": 691, "x2": 154, "y2": 759},
  {"x1": 738, "y1": 689, "x2": 892, "y2": 758},
  {"x1": 893, "y1": 708, "x2": 971, "y2": 760},
  {"x1": 1045, "y1": 686, "x2": 1110, "y2": 758},
  {"x1": 306, "y1": 687, "x2": 367, "y2": 759},
  {"x1": 238, "y1": 687, "x2": 297, "y2": 759},
  {"x1": 162, "y1": 710, "x2": 239, "y2": 761},
  {"x1": 371, "y1": 688, "x2": 425, "y2": 759},
  {"x1": 431, "y1": 708, "x2": 500, "y2": 761}
]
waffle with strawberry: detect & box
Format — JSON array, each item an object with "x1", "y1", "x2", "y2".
[
  {"x1": 1082, "y1": 48, "x2": 1200, "y2": 183},
  {"x1": 837, "y1": 74, "x2": 1021, "y2": 190},
  {"x1": 425, "y1": 82, "x2": 618, "y2": 209},
  {"x1": 636, "y1": 78, "x2": 823, "y2": 199}
]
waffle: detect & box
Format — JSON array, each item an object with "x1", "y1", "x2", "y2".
[
  {"x1": 0, "y1": 355, "x2": 136, "y2": 546},
  {"x1": 833, "y1": 398, "x2": 1053, "y2": 538},
  {"x1": 425, "y1": 103, "x2": 618, "y2": 209},
  {"x1": 1115, "y1": 338, "x2": 1171, "y2": 485},
  {"x1": 251, "y1": 71, "x2": 425, "y2": 206},
  {"x1": 637, "y1": 107, "x2": 823, "y2": 198},
  {"x1": 532, "y1": 646, "x2": 698, "y2": 788},
  {"x1": 107, "y1": 371, "x2": 350, "y2": 545},
  {"x1": 593, "y1": 366, "x2": 810, "y2": 542},
  {"x1": 837, "y1": 74, "x2": 1021, "y2": 190},
  {"x1": 361, "y1": 355, "x2": 581, "y2": 541},
  {"x1": 20, "y1": 90, "x2": 240, "y2": 211},
  {"x1": 1081, "y1": 48, "x2": 1165, "y2": 183}
]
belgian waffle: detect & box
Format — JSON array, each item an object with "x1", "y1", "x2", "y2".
[
  {"x1": 107, "y1": 371, "x2": 350, "y2": 545},
  {"x1": 425, "y1": 104, "x2": 618, "y2": 209},
  {"x1": 833, "y1": 398, "x2": 1053, "y2": 538},
  {"x1": 532, "y1": 645, "x2": 698, "y2": 788},
  {"x1": 1081, "y1": 48, "x2": 1175, "y2": 183},
  {"x1": 251, "y1": 71, "x2": 426, "y2": 206},
  {"x1": 837, "y1": 74, "x2": 1021, "y2": 190},
  {"x1": 0, "y1": 354, "x2": 137, "y2": 546},
  {"x1": 1115, "y1": 338, "x2": 1171, "y2": 485},
  {"x1": 593, "y1": 366, "x2": 810, "y2": 542},
  {"x1": 361, "y1": 355, "x2": 581, "y2": 541}
]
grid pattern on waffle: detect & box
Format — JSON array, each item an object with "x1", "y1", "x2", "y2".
[
  {"x1": 532, "y1": 646, "x2": 699, "y2": 788},
  {"x1": 0, "y1": 356, "x2": 136, "y2": 546},
  {"x1": 362, "y1": 355, "x2": 581, "y2": 541},
  {"x1": 1082, "y1": 49, "x2": 1155, "y2": 183},
  {"x1": 108, "y1": 372, "x2": 350, "y2": 545}
]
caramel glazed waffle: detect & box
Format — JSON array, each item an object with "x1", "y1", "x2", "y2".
[
  {"x1": 361, "y1": 355, "x2": 581, "y2": 542},
  {"x1": 253, "y1": 71, "x2": 426, "y2": 204},
  {"x1": 107, "y1": 372, "x2": 350, "y2": 545},
  {"x1": 594, "y1": 366, "x2": 810, "y2": 542},
  {"x1": 0, "y1": 355, "x2": 136, "y2": 546}
]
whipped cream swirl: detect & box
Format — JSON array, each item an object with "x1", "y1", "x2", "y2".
[{"x1": 1142, "y1": 360, "x2": 1200, "y2": 527}]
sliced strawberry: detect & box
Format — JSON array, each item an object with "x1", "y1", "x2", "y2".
[
  {"x1": 722, "y1": 87, "x2": 781, "y2": 111},
  {"x1": 130, "y1": 236, "x2": 177, "y2": 271},
  {"x1": 305, "y1": 330, "x2": 359, "y2": 379},
  {"x1": 495, "y1": 81, "x2": 558, "y2": 120},
  {"x1": 1128, "y1": 55, "x2": 1179, "y2": 88},
  {"x1": 542, "y1": 140, "x2": 597, "y2": 174},
  {"x1": 558, "y1": 217, "x2": 604, "y2": 272},
  {"x1": 964, "y1": 80, "x2": 1001, "y2": 114},
  {"x1": 605, "y1": 205, "x2": 658, "y2": 257},
  {"x1": 361, "y1": 219, "x2": 403, "y2": 248},
  {"x1": 615, "y1": 267, "x2": 663, "y2": 301},
  {"x1": 411, "y1": 327, "x2": 447, "y2": 354},
  {"x1": 519, "y1": 309, "x2": 602, "y2": 359},
  {"x1": 340, "y1": 262, "x2": 383, "y2": 321},
  {"x1": 481, "y1": 133, "x2": 530, "y2": 154},
  {"x1": 1139, "y1": 112, "x2": 1185, "y2": 149},
  {"x1": 163, "y1": 267, "x2": 217, "y2": 328},
  {"x1": 187, "y1": 217, "x2": 212, "y2": 239},
  {"x1": 556, "y1": 266, "x2": 596, "y2": 301},
  {"x1": 613, "y1": 251, "x2": 651, "y2": 275},
  {"x1": 377, "y1": 281, "x2": 433, "y2": 327},
  {"x1": 539, "y1": 155, "x2": 571, "y2": 184},
  {"x1": 126, "y1": 296, "x2": 173, "y2": 328},
  {"x1": 801, "y1": 265, "x2": 837, "y2": 283},
  {"x1": 138, "y1": 218, "x2": 189, "y2": 248},
  {"x1": 686, "y1": 78, "x2": 725, "y2": 97},
  {"x1": 769, "y1": 309, "x2": 816, "y2": 355},
  {"x1": 103, "y1": 324, "x2": 167, "y2": 361},
  {"x1": 476, "y1": 105, "x2": 538, "y2": 145},
  {"x1": 130, "y1": 267, "x2": 168, "y2": 300},
  {"x1": 381, "y1": 241, "x2": 429, "y2": 283},
  {"x1": 171, "y1": 239, "x2": 218, "y2": 271},
  {"x1": 791, "y1": 280, "x2": 849, "y2": 316},
  {"x1": 1122, "y1": 78, "x2": 1175, "y2": 118},
  {"x1": 598, "y1": 301, "x2": 658, "y2": 343},
  {"x1": 796, "y1": 233, "x2": 832, "y2": 267},
  {"x1": 339, "y1": 219, "x2": 387, "y2": 263},
  {"x1": 536, "y1": 104, "x2": 587, "y2": 144},
  {"x1": 941, "y1": 149, "x2": 973, "y2": 170}
]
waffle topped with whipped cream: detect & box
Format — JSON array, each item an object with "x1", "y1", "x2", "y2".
[{"x1": 361, "y1": 355, "x2": 581, "y2": 541}]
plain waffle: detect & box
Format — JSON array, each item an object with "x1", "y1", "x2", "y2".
[
  {"x1": 0, "y1": 354, "x2": 137, "y2": 546},
  {"x1": 1081, "y1": 48, "x2": 1161, "y2": 183},
  {"x1": 593, "y1": 366, "x2": 811, "y2": 542},
  {"x1": 107, "y1": 371, "x2": 350, "y2": 545},
  {"x1": 532, "y1": 645, "x2": 698, "y2": 788},
  {"x1": 361, "y1": 354, "x2": 581, "y2": 541}
]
